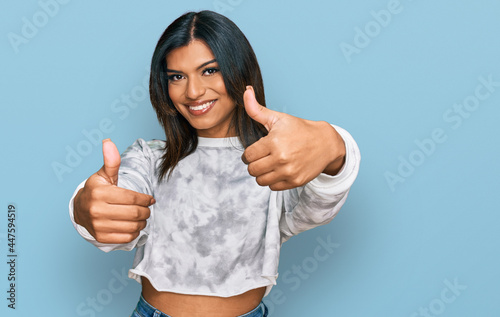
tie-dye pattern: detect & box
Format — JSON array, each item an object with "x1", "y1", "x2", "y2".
[
  {"x1": 119, "y1": 137, "x2": 280, "y2": 296},
  {"x1": 69, "y1": 126, "x2": 360, "y2": 297}
]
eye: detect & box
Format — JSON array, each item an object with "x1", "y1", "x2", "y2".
[
  {"x1": 203, "y1": 67, "x2": 219, "y2": 76},
  {"x1": 167, "y1": 74, "x2": 183, "y2": 82}
]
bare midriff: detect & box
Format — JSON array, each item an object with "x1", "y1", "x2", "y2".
[{"x1": 141, "y1": 277, "x2": 266, "y2": 317}]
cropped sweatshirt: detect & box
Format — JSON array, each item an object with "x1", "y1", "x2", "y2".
[{"x1": 69, "y1": 125, "x2": 361, "y2": 297}]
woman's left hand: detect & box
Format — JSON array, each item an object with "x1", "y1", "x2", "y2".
[{"x1": 242, "y1": 86, "x2": 346, "y2": 191}]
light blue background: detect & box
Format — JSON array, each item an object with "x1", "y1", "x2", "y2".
[{"x1": 1, "y1": 0, "x2": 499, "y2": 316}]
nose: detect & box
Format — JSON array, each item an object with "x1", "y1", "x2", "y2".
[{"x1": 185, "y1": 76, "x2": 206, "y2": 100}]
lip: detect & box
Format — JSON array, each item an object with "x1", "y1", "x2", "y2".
[{"x1": 186, "y1": 99, "x2": 216, "y2": 116}]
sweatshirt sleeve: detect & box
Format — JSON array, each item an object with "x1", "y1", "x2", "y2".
[
  {"x1": 68, "y1": 138, "x2": 159, "y2": 252},
  {"x1": 279, "y1": 125, "x2": 361, "y2": 243}
]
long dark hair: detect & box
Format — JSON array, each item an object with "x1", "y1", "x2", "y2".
[{"x1": 149, "y1": 10, "x2": 268, "y2": 181}]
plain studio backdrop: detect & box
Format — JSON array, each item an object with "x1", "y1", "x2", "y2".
[{"x1": 1, "y1": 0, "x2": 499, "y2": 316}]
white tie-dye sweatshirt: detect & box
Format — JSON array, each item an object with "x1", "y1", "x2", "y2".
[{"x1": 69, "y1": 125, "x2": 360, "y2": 297}]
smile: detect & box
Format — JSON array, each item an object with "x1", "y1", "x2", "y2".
[
  {"x1": 189, "y1": 100, "x2": 216, "y2": 111},
  {"x1": 186, "y1": 99, "x2": 216, "y2": 116}
]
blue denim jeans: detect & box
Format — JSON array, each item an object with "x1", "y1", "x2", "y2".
[{"x1": 131, "y1": 294, "x2": 269, "y2": 317}]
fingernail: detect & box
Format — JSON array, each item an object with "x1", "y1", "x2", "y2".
[
  {"x1": 246, "y1": 85, "x2": 252, "y2": 91},
  {"x1": 150, "y1": 198, "x2": 156, "y2": 205},
  {"x1": 103, "y1": 138, "x2": 111, "y2": 143}
]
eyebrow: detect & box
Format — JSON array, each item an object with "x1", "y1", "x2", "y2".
[{"x1": 166, "y1": 59, "x2": 217, "y2": 73}]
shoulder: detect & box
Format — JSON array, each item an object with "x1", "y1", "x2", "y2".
[{"x1": 122, "y1": 138, "x2": 165, "y2": 160}]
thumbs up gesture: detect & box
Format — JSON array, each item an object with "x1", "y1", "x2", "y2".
[
  {"x1": 73, "y1": 139, "x2": 155, "y2": 244},
  {"x1": 242, "y1": 86, "x2": 346, "y2": 191}
]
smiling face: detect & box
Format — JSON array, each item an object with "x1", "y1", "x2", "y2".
[{"x1": 166, "y1": 40, "x2": 236, "y2": 138}]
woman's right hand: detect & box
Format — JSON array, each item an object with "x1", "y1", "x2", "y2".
[{"x1": 73, "y1": 139, "x2": 156, "y2": 244}]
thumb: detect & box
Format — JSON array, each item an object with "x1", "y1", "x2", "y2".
[
  {"x1": 244, "y1": 86, "x2": 280, "y2": 131},
  {"x1": 101, "y1": 138, "x2": 121, "y2": 185}
]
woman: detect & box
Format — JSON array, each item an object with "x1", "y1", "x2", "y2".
[{"x1": 70, "y1": 10, "x2": 360, "y2": 317}]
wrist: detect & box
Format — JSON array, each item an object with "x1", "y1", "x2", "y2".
[
  {"x1": 321, "y1": 122, "x2": 346, "y2": 176},
  {"x1": 323, "y1": 153, "x2": 346, "y2": 176},
  {"x1": 73, "y1": 188, "x2": 84, "y2": 226}
]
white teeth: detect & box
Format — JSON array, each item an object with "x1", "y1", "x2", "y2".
[{"x1": 189, "y1": 100, "x2": 215, "y2": 111}]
